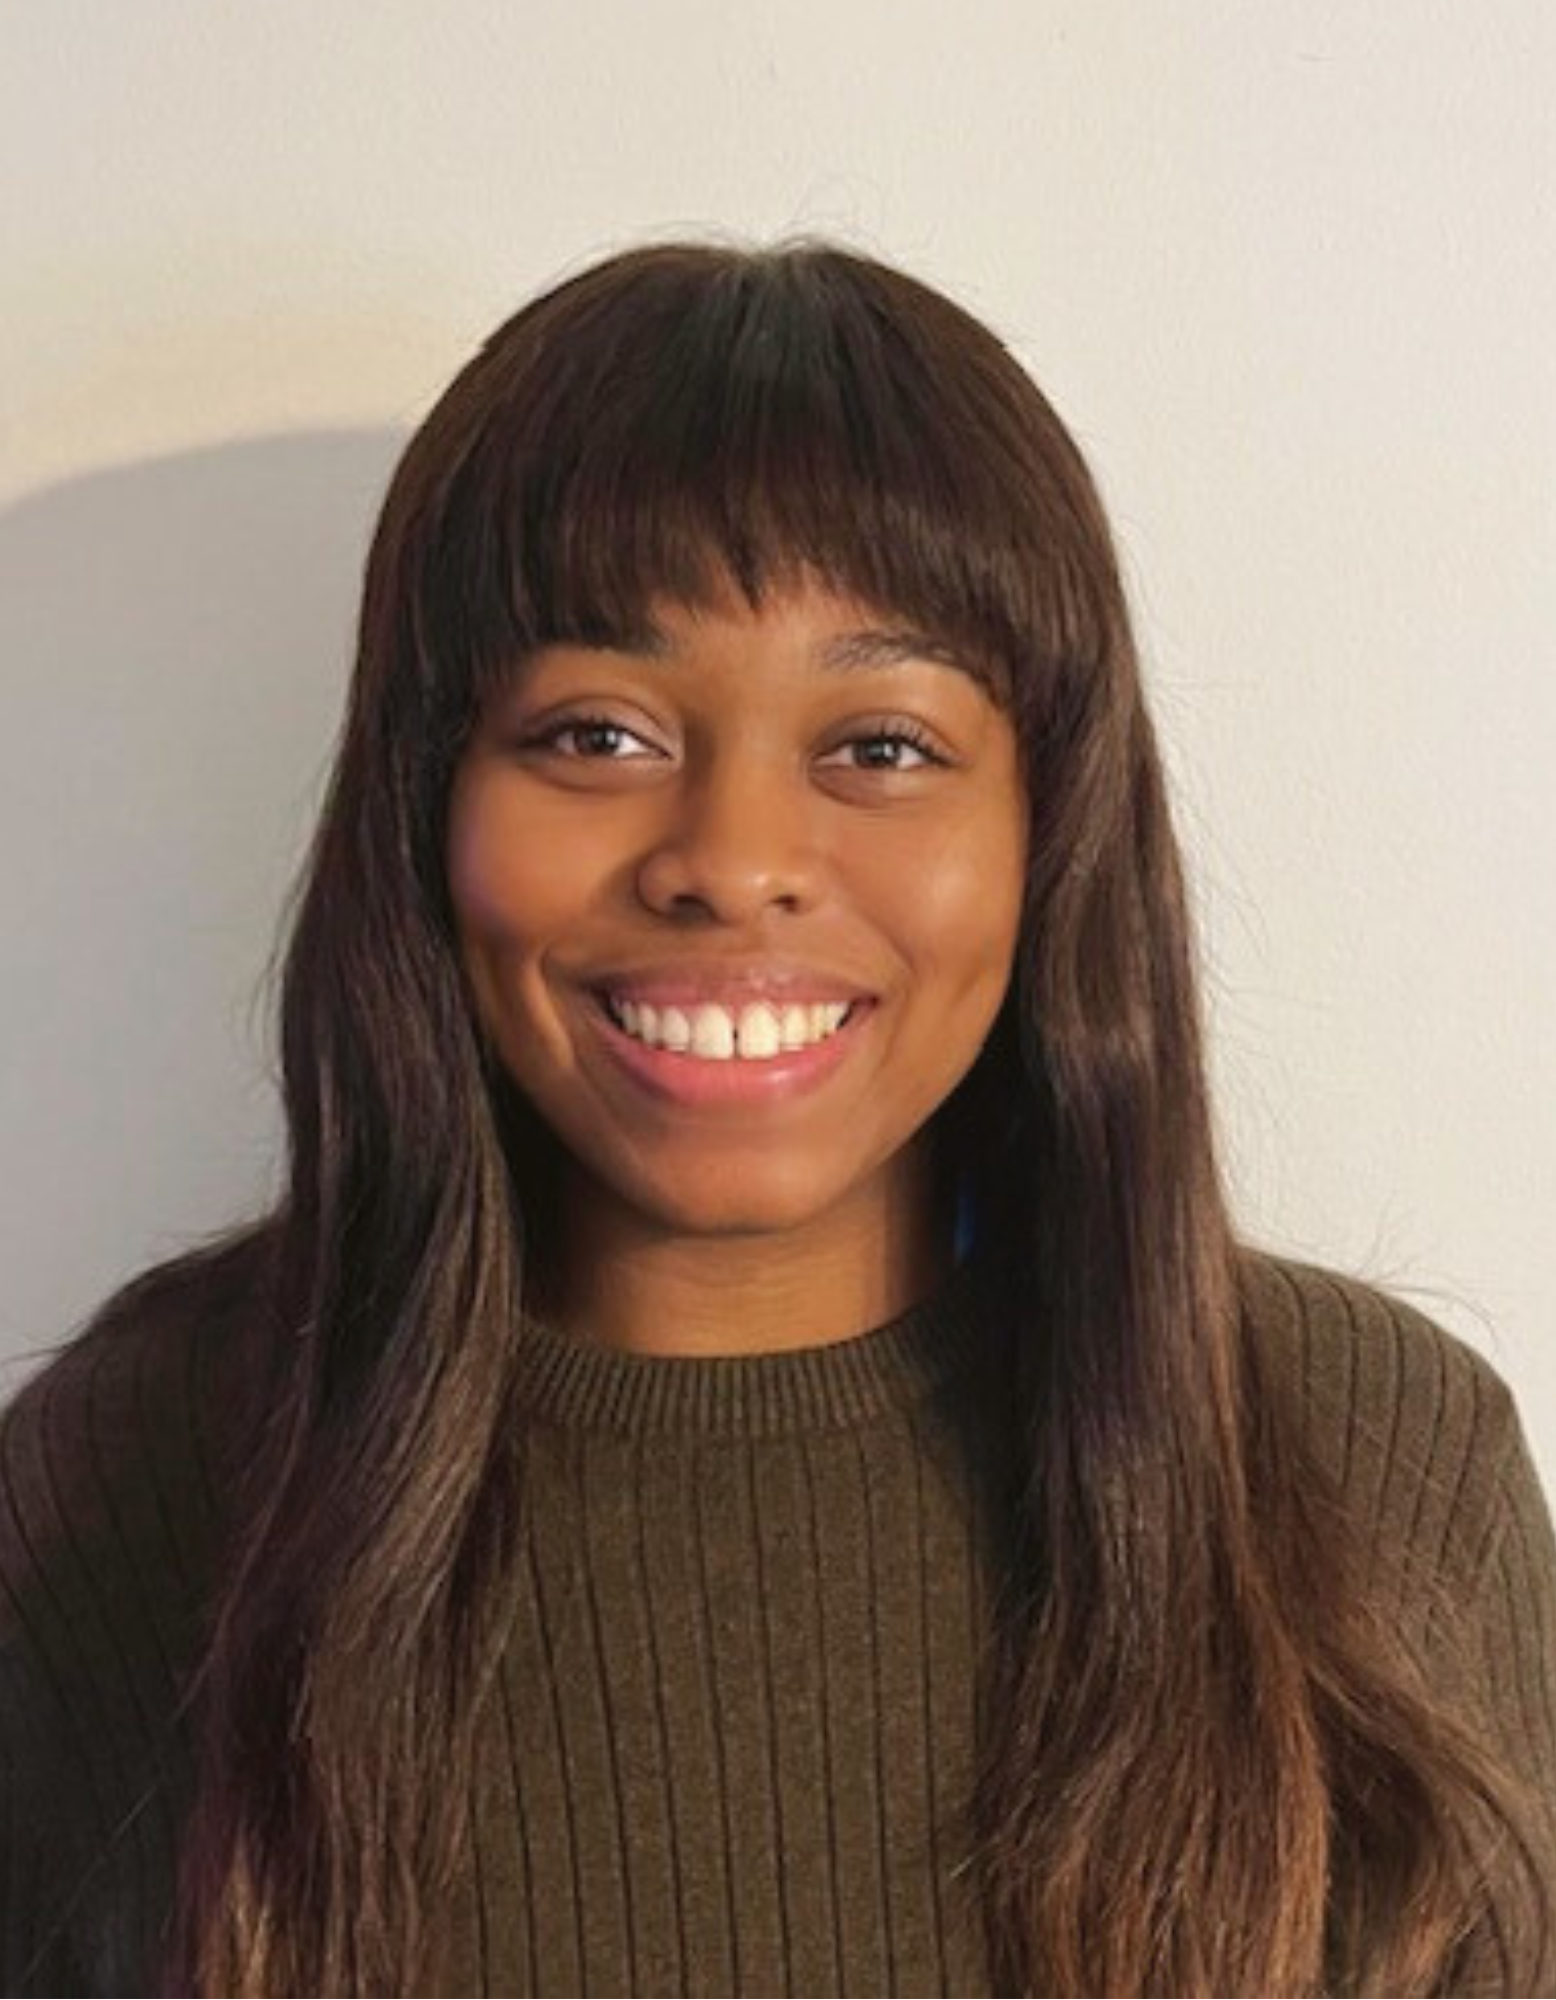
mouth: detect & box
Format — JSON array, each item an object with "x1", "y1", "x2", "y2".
[
  {"x1": 582, "y1": 988, "x2": 878, "y2": 1107},
  {"x1": 590, "y1": 987, "x2": 868, "y2": 1042}
]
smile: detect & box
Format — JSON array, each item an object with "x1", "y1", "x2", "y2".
[
  {"x1": 586, "y1": 991, "x2": 876, "y2": 1108},
  {"x1": 602, "y1": 993, "x2": 859, "y2": 1060}
]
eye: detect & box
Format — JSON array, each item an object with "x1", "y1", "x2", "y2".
[
  {"x1": 820, "y1": 721, "x2": 950, "y2": 773},
  {"x1": 523, "y1": 713, "x2": 661, "y2": 761}
]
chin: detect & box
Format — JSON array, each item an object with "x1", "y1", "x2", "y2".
[
  {"x1": 641, "y1": 1192, "x2": 833, "y2": 1241},
  {"x1": 613, "y1": 1163, "x2": 847, "y2": 1241}
]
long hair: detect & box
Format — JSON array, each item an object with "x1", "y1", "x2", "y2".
[{"x1": 156, "y1": 237, "x2": 1551, "y2": 1993}]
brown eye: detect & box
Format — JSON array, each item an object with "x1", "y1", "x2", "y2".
[
  {"x1": 821, "y1": 723, "x2": 949, "y2": 772},
  {"x1": 524, "y1": 714, "x2": 659, "y2": 760}
]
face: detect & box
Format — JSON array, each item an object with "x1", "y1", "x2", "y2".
[{"x1": 446, "y1": 570, "x2": 1027, "y2": 1267}]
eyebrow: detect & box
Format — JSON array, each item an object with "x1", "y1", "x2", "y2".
[{"x1": 593, "y1": 624, "x2": 976, "y2": 677}]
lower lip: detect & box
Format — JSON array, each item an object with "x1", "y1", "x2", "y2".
[{"x1": 584, "y1": 995, "x2": 877, "y2": 1108}]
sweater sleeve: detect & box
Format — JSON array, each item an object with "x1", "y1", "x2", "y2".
[
  {"x1": 0, "y1": 1629, "x2": 96, "y2": 1993},
  {"x1": 1243, "y1": 1253, "x2": 1556, "y2": 1996},
  {"x1": 0, "y1": 1355, "x2": 113, "y2": 1995},
  {"x1": 0, "y1": 1298, "x2": 238, "y2": 1996},
  {"x1": 1440, "y1": 1376, "x2": 1556, "y2": 1999}
]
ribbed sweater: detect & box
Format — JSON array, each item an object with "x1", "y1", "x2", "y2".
[{"x1": 2, "y1": 1245, "x2": 1554, "y2": 1997}]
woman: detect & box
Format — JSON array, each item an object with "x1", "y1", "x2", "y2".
[{"x1": 2, "y1": 238, "x2": 1552, "y2": 1998}]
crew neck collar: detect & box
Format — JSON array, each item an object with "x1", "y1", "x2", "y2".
[{"x1": 511, "y1": 1247, "x2": 1002, "y2": 1439}]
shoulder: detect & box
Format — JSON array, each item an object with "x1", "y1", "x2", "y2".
[
  {"x1": 0, "y1": 1217, "x2": 278, "y2": 1657},
  {"x1": 0, "y1": 1218, "x2": 280, "y2": 1991},
  {"x1": 1234, "y1": 1245, "x2": 1529, "y2": 1599},
  {"x1": 1237, "y1": 1252, "x2": 1556, "y2": 1997}
]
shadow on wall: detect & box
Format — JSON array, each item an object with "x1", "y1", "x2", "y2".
[{"x1": 0, "y1": 429, "x2": 405, "y2": 1387}]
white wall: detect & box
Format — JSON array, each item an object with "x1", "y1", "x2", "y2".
[{"x1": 3, "y1": 2, "x2": 1552, "y2": 1489}]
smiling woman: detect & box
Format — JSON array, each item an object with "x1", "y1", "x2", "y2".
[{"x1": 2, "y1": 239, "x2": 1554, "y2": 1998}]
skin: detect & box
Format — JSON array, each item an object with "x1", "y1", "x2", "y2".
[{"x1": 446, "y1": 567, "x2": 1028, "y2": 1358}]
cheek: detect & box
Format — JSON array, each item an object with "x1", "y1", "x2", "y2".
[
  {"x1": 444, "y1": 769, "x2": 601, "y2": 1026},
  {"x1": 857, "y1": 810, "x2": 1024, "y2": 1009},
  {"x1": 447, "y1": 766, "x2": 588, "y2": 942}
]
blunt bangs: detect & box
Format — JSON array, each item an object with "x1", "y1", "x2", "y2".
[{"x1": 407, "y1": 245, "x2": 1115, "y2": 729}]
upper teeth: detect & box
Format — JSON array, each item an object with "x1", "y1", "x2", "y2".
[{"x1": 608, "y1": 997, "x2": 852, "y2": 1059}]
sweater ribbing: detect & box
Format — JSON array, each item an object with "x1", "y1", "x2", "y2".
[
  {"x1": 506, "y1": 1248, "x2": 1001, "y2": 1438},
  {"x1": 1, "y1": 1246, "x2": 1553, "y2": 1996}
]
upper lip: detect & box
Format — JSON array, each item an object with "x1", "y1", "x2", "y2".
[{"x1": 588, "y1": 963, "x2": 878, "y2": 1010}]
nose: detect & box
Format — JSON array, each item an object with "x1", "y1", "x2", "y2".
[{"x1": 634, "y1": 749, "x2": 824, "y2": 922}]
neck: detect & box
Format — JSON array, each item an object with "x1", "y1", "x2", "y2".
[{"x1": 529, "y1": 1141, "x2": 958, "y2": 1359}]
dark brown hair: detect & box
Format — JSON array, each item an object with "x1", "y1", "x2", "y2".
[{"x1": 151, "y1": 237, "x2": 1550, "y2": 1992}]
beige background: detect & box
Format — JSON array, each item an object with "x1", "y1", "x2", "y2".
[{"x1": 3, "y1": 2, "x2": 1552, "y2": 1493}]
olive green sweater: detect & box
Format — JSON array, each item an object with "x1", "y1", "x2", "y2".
[{"x1": 1, "y1": 1246, "x2": 1553, "y2": 1996}]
